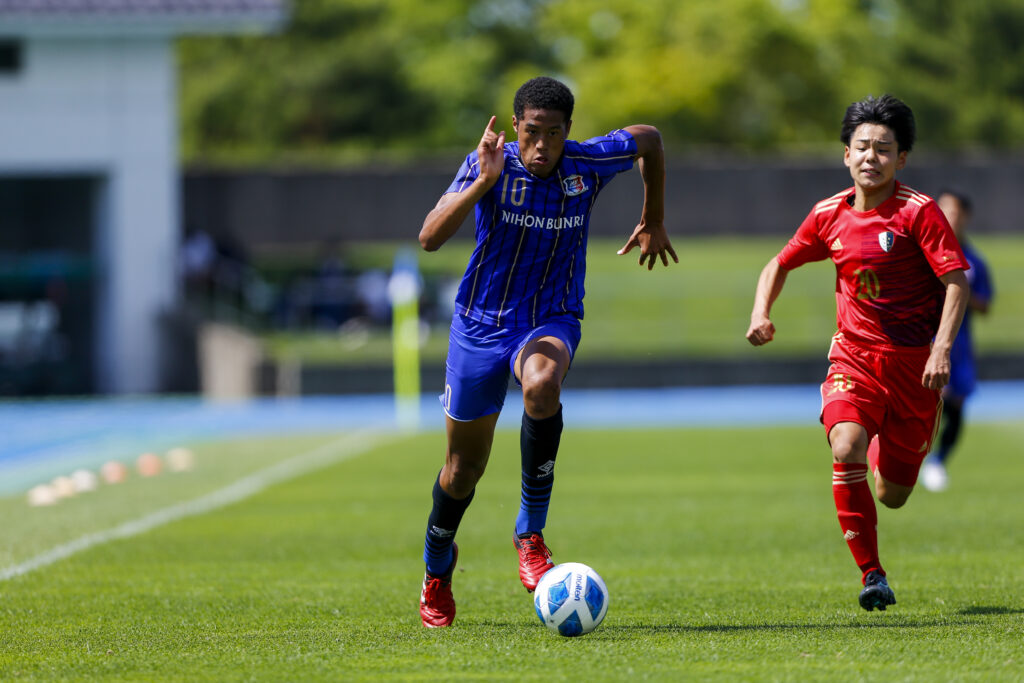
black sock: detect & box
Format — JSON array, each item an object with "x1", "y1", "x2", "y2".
[
  {"x1": 935, "y1": 401, "x2": 963, "y2": 464},
  {"x1": 515, "y1": 405, "x2": 563, "y2": 536},
  {"x1": 422, "y1": 473, "x2": 473, "y2": 576}
]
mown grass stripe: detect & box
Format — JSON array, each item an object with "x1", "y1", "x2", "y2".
[{"x1": 0, "y1": 429, "x2": 386, "y2": 582}]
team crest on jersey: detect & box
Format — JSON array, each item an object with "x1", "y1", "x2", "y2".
[
  {"x1": 562, "y1": 174, "x2": 588, "y2": 196},
  {"x1": 878, "y1": 231, "x2": 895, "y2": 252}
]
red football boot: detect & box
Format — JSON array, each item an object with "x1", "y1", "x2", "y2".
[
  {"x1": 420, "y1": 544, "x2": 458, "y2": 628},
  {"x1": 514, "y1": 532, "x2": 553, "y2": 592}
]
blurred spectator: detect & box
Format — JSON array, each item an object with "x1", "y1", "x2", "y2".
[
  {"x1": 182, "y1": 226, "x2": 267, "y2": 319},
  {"x1": 356, "y1": 268, "x2": 391, "y2": 325},
  {"x1": 181, "y1": 227, "x2": 218, "y2": 297},
  {"x1": 310, "y1": 240, "x2": 355, "y2": 328}
]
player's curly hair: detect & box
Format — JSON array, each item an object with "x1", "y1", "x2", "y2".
[
  {"x1": 840, "y1": 94, "x2": 916, "y2": 153},
  {"x1": 513, "y1": 77, "x2": 574, "y2": 121}
]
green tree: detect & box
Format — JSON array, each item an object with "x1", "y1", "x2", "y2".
[
  {"x1": 540, "y1": 0, "x2": 906, "y2": 150},
  {"x1": 885, "y1": 0, "x2": 1024, "y2": 148},
  {"x1": 179, "y1": 0, "x2": 555, "y2": 162},
  {"x1": 178, "y1": 0, "x2": 1024, "y2": 161}
]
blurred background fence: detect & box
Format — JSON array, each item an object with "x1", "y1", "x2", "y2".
[
  {"x1": 169, "y1": 158, "x2": 1024, "y2": 396},
  {"x1": 184, "y1": 157, "x2": 1024, "y2": 244}
]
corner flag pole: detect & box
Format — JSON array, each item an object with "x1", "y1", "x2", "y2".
[{"x1": 388, "y1": 248, "x2": 421, "y2": 431}]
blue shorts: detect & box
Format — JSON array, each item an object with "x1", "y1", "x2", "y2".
[
  {"x1": 947, "y1": 359, "x2": 977, "y2": 400},
  {"x1": 440, "y1": 313, "x2": 582, "y2": 422},
  {"x1": 946, "y1": 336, "x2": 977, "y2": 400}
]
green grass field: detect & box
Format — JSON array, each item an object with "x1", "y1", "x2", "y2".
[
  {"x1": 2, "y1": 421, "x2": 1022, "y2": 680},
  {"x1": 263, "y1": 234, "x2": 1024, "y2": 365}
]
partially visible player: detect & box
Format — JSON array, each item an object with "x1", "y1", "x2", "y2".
[
  {"x1": 418, "y1": 76, "x2": 677, "y2": 628},
  {"x1": 920, "y1": 189, "x2": 994, "y2": 492},
  {"x1": 746, "y1": 94, "x2": 969, "y2": 611}
]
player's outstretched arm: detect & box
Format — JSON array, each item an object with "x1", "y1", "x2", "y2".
[
  {"x1": 746, "y1": 257, "x2": 789, "y2": 346},
  {"x1": 922, "y1": 269, "x2": 969, "y2": 389},
  {"x1": 419, "y1": 116, "x2": 506, "y2": 252},
  {"x1": 617, "y1": 124, "x2": 678, "y2": 270}
]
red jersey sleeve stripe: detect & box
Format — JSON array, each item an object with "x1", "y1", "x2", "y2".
[
  {"x1": 896, "y1": 185, "x2": 931, "y2": 206},
  {"x1": 814, "y1": 188, "x2": 854, "y2": 213}
]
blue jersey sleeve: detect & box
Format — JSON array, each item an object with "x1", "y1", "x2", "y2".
[
  {"x1": 445, "y1": 152, "x2": 481, "y2": 195},
  {"x1": 969, "y1": 251, "x2": 993, "y2": 304},
  {"x1": 565, "y1": 129, "x2": 638, "y2": 180}
]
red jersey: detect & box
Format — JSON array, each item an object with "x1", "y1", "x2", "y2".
[{"x1": 777, "y1": 182, "x2": 967, "y2": 347}]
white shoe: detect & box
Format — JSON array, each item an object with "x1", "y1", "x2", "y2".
[{"x1": 920, "y1": 459, "x2": 948, "y2": 492}]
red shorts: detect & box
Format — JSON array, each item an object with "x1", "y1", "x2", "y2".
[{"x1": 820, "y1": 334, "x2": 943, "y2": 487}]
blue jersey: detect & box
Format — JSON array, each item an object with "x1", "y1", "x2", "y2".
[
  {"x1": 950, "y1": 242, "x2": 993, "y2": 384},
  {"x1": 445, "y1": 130, "x2": 638, "y2": 328}
]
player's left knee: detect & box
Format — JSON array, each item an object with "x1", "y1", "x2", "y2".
[{"x1": 522, "y1": 370, "x2": 561, "y2": 415}]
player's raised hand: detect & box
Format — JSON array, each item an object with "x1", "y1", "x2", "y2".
[
  {"x1": 477, "y1": 116, "x2": 506, "y2": 187},
  {"x1": 746, "y1": 315, "x2": 775, "y2": 346},
  {"x1": 618, "y1": 222, "x2": 679, "y2": 270}
]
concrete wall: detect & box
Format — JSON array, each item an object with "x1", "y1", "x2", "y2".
[{"x1": 0, "y1": 37, "x2": 178, "y2": 393}]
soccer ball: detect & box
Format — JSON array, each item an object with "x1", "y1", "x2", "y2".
[{"x1": 533, "y1": 562, "x2": 609, "y2": 637}]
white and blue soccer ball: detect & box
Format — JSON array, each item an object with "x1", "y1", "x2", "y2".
[{"x1": 533, "y1": 562, "x2": 609, "y2": 637}]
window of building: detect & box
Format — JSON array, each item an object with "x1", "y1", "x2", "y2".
[{"x1": 0, "y1": 40, "x2": 23, "y2": 75}]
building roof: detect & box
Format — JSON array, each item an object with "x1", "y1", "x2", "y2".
[{"x1": 0, "y1": 0, "x2": 288, "y2": 36}]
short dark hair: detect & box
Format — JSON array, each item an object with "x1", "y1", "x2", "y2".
[
  {"x1": 840, "y1": 94, "x2": 916, "y2": 153},
  {"x1": 513, "y1": 77, "x2": 574, "y2": 121},
  {"x1": 939, "y1": 187, "x2": 973, "y2": 214}
]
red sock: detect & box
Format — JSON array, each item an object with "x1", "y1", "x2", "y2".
[{"x1": 832, "y1": 462, "x2": 884, "y2": 582}]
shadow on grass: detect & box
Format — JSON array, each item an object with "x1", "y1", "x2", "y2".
[
  {"x1": 957, "y1": 605, "x2": 1024, "y2": 616},
  {"x1": 599, "y1": 616, "x2": 985, "y2": 635},
  {"x1": 458, "y1": 610, "x2": 1015, "y2": 638},
  {"x1": 461, "y1": 606, "x2": 1021, "y2": 634}
]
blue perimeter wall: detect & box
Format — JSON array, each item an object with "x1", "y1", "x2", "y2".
[{"x1": 2, "y1": 381, "x2": 1022, "y2": 496}]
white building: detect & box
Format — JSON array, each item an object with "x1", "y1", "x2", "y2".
[{"x1": 0, "y1": 0, "x2": 286, "y2": 394}]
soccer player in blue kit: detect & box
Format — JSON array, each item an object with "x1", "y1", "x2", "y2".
[
  {"x1": 418, "y1": 76, "x2": 678, "y2": 627},
  {"x1": 920, "y1": 189, "x2": 994, "y2": 491}
]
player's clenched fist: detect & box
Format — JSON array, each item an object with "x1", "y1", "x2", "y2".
[{"x1": 746, "y1": 317, "x2": 775, "y2": 346}]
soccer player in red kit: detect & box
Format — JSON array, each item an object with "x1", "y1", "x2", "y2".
[{"x1": 746, "y1": 94, "x2": 969, "y2": 611}]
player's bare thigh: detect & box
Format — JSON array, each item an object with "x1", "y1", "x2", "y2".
[
  {"x1": 515, "y1": 335, "x2": 571, "y2": 419},
  {"x1": 828, "y1": 421, "x2": 913, "y2": 508},
  {"x1": 441, "y1": 412, "x2": 500, "y2": 498}
]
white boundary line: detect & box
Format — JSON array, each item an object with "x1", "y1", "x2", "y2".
[{"x1": 0, "y1": 429, "x2": 388, "y2": 582}]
